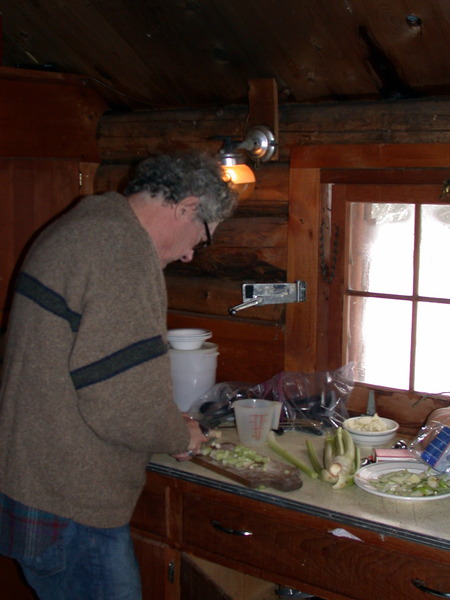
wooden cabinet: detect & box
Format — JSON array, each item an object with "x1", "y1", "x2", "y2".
[
  {"x1": 0, "y1": 67, "x2": 106, "y2": 327},
  {"x1": 130, "y1": 473, "x2": 182, "y2": 598},
  {"x1": 132, "y1": 532, "x2": 180, "y2": 600},
  {"x1": 181, "y1": 489, "x2": 450, "y2": 600},
  {"x1": 131, "y1": 469, "x2": 450, "y2": 600}
]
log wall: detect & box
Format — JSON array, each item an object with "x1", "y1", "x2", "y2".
[{"x1": 95, "y1": 97, "x2": 450, "y2": 391}]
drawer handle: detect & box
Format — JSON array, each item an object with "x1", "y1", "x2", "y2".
[
  {"x1": 412, "y1": 579, "x2": 450, "y2": 598},
  {"x1": 167, "y1": 560, "x2": 175, "y2": 584},
  {"x1": 211, "y1": 519, "x2": 253, "y2": 536}
]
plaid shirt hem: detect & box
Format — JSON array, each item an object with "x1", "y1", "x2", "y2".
[{"x1": 0, "y1": 492, "x2": 69, "y2": 559}]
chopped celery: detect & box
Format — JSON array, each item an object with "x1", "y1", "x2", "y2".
[
  {"x1": 370, "y1": 469, "x2": 450, "y2": 497},
  {"x1": 201, "y1": 443, "x2": 270, "y2": 471}
]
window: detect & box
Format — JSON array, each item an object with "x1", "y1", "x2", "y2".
[
  {"x1": 287, "y1": 142, "x2": 450, "y2": 412},
  {"x1": 341, "y1": 188, "x2": 450, "y2": 397}
]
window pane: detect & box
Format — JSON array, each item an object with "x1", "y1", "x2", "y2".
[
  {"x1": 348, "y1": 203, "x2": 414, "y2": 295},
  {"x1": 415, "y1": 302, "x2": 450, "y2": 394},
  {"x1": 346, "y1": 296, "x2": 411, "y2": 389},
  {"x1": 419, "y1": 205, "x2": 450, "y2": 299}
]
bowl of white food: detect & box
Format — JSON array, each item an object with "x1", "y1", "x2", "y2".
[{"x1": 343, "y1": 414, "x2": 399, "y2": 448}]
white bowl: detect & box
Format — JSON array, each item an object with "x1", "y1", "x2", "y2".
[
  {"x1": 169, "y1": 342, "x2": 218, "y2": 355},
  {"x1": 167, "y1": 328, "x2": 212, "y2": 350},
  {"x1": 168, "y1": 328, "x2": 211, "y2": 338},
  {"x1": 343, "y1": 416, "x2": 399, "y2": 448}
]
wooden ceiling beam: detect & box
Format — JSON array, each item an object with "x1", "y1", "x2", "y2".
[{"x1": 248, "y1": 78, "x2": 279, "y2": 161}]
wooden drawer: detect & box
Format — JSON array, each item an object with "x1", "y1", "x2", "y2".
[
  {"x1": 182, "y1": 491, "x2": 450, "y2": 600},
  {"x1": 131, "y1": 476, "x2": 170, "y2": 539}
]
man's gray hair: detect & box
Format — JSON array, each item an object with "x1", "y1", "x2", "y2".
[{"x1": 124, "y1": 152, "x2": 237, "y2": 223}]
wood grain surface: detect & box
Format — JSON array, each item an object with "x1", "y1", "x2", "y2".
[{"x1": 192, "y1": 443, "x2": 303, "y2": 491}]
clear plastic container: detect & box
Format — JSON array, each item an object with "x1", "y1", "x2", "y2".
[{"x1": 169, "y1": 344, "x2": 219, "y2": 411}]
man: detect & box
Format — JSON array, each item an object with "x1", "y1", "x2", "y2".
[{"x1": 0, "y1": 152, "x2": 237, "y2": 599}]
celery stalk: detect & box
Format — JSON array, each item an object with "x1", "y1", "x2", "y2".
[
  {"x1": 321, "y1": 468, "x2": 339, "y2": 484},
  {"x1": 332, "y1": 471, "x2": 356, "y2": 489},
  {"x1": 323, "y1": 435, "x2": 335, "y2": 471},
  {"x1": 267, "y1": 431, "x2": 318, "y2": 479},
  {"x1": 306, "y1": 439, "x2": 323, "y2": 475},
  {"x1": 335, "y1": 427, "x2": 345, "y2": 457},
  {"x1": 319, "y1": 427, "x2": 357, "y2": 488}
]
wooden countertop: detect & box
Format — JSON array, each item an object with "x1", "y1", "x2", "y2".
[{"x1": 148, "y1": 428, "x2": 450, "y2": 552}]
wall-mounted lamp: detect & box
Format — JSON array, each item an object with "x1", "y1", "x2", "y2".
[{"x1": 217, "y1": 125, "x2": 277, "y2": 201}]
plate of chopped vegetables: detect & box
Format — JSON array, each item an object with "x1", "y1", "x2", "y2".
[{"x1": 354, "y1": 461, "x2": 450, "y2": 500}]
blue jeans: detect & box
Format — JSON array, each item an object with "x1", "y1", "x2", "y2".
[{"x1": 19, "y1": 521, "x2": 142, "y2": 600}]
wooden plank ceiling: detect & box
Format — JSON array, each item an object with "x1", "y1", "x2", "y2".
[{"x1": 1, "y1": 0, "x2": 450, "y2": 111}]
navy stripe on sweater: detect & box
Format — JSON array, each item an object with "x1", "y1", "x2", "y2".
[
  {"x1": 16, "y1": 272, "x2": 81, "y2": 332},
  {"x1": 70, "y1": 336, "x2": 167, "y2": 389}
]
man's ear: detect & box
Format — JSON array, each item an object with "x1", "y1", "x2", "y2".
[{"x1": 174, "y1": 196, "x2": 200, "y2": 220}]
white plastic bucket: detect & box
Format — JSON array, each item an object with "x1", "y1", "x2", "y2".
[{"x1": 169, "y1": 343, "x2": 218, "y2": 411}]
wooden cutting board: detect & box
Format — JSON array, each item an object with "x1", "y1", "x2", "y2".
[{"x1": 192, "y1": 443, "x2": 303, "y2": 491}]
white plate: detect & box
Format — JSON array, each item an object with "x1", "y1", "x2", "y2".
[{"x1": 354, "y1": 461, "x2": 450, "y2": 501}]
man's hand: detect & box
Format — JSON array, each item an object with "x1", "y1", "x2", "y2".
[{"x1": 172, "y1": 414, "x2": 209, "y2": 461}]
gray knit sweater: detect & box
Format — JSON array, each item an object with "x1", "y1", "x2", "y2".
[{"x1": 0, "y1": 192, "x2": 189, "y2": 527}]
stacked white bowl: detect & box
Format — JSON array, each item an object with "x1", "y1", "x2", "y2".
[
  {"x1": 167, "y1": 328, "x2": 212, "y2": 350},
  {"x1": 167, "y1": 329, "x2": 218, "y2": 411}
]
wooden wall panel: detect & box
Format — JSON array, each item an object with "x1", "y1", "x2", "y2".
[
  {"x1": 165, "y1": 277, "x2": 284, "y2": 323},
  {"x1": 0, "y1": 160, "x2": 81, "y2": 310},
  {"x1": 94, "y1": 163, "x2": 131, "y2": 194},
  {"x1": 0, "y1": 67, "x2": 107, "y2": 160},
  {"x1": 285, "y1": 169, "x2": 322, "y2": 373},
  {"x1": 167, "y1": 313, "x2": 284, "y2": 384},
  {"x1": 290, "y1": 142, "x2": 450, "y2": 169},
  {"x1": 0, "y1": 68, "x2": 107, "y2": 367}
]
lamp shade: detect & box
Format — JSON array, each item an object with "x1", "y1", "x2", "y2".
[
  {"x1": 221, "y1": 162, "x2": 256, "y2": 201},
  {"x1": 216, "y1": 126, "x2": 276, "y2": 201}
]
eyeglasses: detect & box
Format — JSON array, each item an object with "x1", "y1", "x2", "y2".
[{"x1": 193, "y1": 221, "x2": 212, "y2": 251}]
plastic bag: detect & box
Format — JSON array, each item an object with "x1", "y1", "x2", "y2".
[
  {"x1": 247, "y1": 364, "x2": 354, "y2": 432},
  {"x1": 189, "y1": 381, "x2": 255, "y2": 429},
  {"x1": 410, "y1": 420, "x2": 450, "y2": 473},
  {"x1": 189, "y1": 363, "x2": 354, "y2": 434}
]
